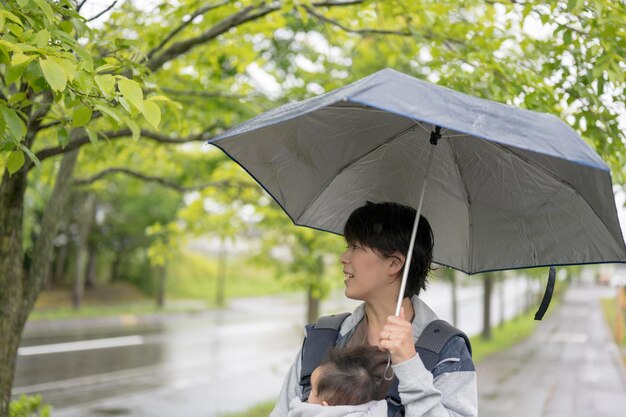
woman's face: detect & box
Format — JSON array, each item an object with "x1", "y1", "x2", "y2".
[{"x1": 339, "y1": 241, "x2": 400, "y2": 301}]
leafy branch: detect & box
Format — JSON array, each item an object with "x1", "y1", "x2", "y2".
[{"x1": 73, "y1": 167, "x2": 255, "y2": 192}]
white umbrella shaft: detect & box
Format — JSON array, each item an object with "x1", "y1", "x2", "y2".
[{"x1": 394, "y1": 141, "x2": 437, "y2": 316}]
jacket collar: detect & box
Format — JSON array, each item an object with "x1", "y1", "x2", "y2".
[{"x1": 338, "y1": 295, "x2": 439, "y2": 343}]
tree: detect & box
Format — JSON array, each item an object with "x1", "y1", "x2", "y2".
[
  {"x1": 252, "y1": 199, "x2": 345, "y2": 323},
  {"x1": 482, "y1": 272, "x2": 495, "y2": 340},
  {"x1": 0, "y1": 1, "x2": 370, "y2": 412}
]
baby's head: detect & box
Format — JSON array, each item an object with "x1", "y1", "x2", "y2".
[{"x1": 308, "y1": 345, "x2": 383, "y2": 406}]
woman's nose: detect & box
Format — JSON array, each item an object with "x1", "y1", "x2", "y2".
[{"x1": 339, "y1": 249, "x2": 349, "y2": 264}]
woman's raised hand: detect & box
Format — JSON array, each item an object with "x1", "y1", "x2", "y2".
[{"x1": 378, "y1": 307, "x2": 416, "y2": 364}]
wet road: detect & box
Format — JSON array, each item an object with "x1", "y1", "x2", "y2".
[
  {"x1": 14, "y1": 278, "x2": 532, "y2": 416},
  {"x1": 478, "y1": 283, "x2": 626, "y2": 417}
]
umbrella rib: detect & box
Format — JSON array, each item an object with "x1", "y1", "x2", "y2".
[
  {"x1": 485, "y1": 140, "x2": 626, "y2": 252},
  {"x1": 296, "y1": 122, "x2": 423, "y2": 222}
]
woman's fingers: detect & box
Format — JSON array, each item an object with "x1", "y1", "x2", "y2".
[{"x1": 378, "y1": 310, "x2": 415, "y2": 364}]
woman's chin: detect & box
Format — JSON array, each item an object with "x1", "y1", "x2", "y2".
[{"x1": 344, "y1": 288, "x2": 363, "y2": 301}]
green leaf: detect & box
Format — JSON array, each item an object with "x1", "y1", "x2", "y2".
[
  {"x1": 165, "y1": 100, "x2": 182, "y2": 130},
  {"x1": 0, "y1": 40, "x2": 23, "y2": 53},
  {"x1": 74, "y1": 46, "x2": 93, "y2": 72},
  {"x1": 72, "y1": 104, "x2": 92, "y2": 127},
  {"x1": 117, "y1": 77, "x2": 144, "y2": 111},
  {"x1": 597, "y1": 77, "x2": 605, "y2": 95},
  {"x1": 94, "y1": 103, "x2": 122, "y2": 124},
  {"x1": 141, "y1": 100, "x2": 161, "y2": 129},
  {"x1": 6, "y1": 53, "x2": 35, "y2": 85},
  {"x1": 74, "y1": 71, "x2": 95, "y2": 93},
  {"x1": 35, "y1": 29, "x2": 50, "y2": 48},
  {"x1": 95, "y1": 74, "x2": 115, "y2": 99},
  {"x1": 96, "y1": 64, "x2": 118, "y2": 73},
  {"x1": 6, "y1": 61, "x2": 29, "y2": 85},
  {"x1": 32, "y1": 0, "x2": 56, "y2": 24},
  {"x1": 71, "y1": 17, "x2": 89, "y2": 37},
  {"x1": 51, "y1": 56, "x2": 77, "y2": 81},
  {"x1": 0, "y1": 107, "x2": 26, "y2": 142},
  {"x1": 18, "y1": 143, "x2": 41, "y2": 169},
  {"x1": 8, "y1": 23, "x2": 23, "y2": 37},
  {"x1": 39, "y1": 57, "x2": 67, "y2": 92},
  {"x1": 85, "y1": 127, "x2": 99, "y2": 146},
  {"x1": 56, "y1": 126, "x2": 69, "y2": 148},
  {"x1": 59, "y1": 20, "x2": 73, "y2": 33},
  {"x1": 121, "y1": 115, "x2": 141, "y2": 141},
  {"x1": 0, "y1": 10, "x2": 22, "y2": 26},
  {"x1": 7, "y1": 150, "x2": 25, "y2": 175},
  {"x1": 8, "y1": 92, "x2": 27, "y2": 106},
  {"x1": 11, "y1": 53, "x2": 34, "y2": 66}
]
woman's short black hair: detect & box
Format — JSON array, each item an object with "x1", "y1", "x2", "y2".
[
  {"x1": 317, "y1": 346, "x2": 384, "y2": 406},
  {"x1": 343, "y1": 201, "x2": 434, "y2": 297}
]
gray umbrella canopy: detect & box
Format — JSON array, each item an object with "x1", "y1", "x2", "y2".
[{"x1": 209, "y1": 68, "x2": 626, "y2": 275}]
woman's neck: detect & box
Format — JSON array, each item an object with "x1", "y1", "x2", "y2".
[{"x1": 364, "y1": 297, "x2": 415, "y2": 344}]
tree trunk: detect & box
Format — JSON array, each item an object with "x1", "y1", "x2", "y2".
[
  {"x1": 52, "y1": 243, "x2": 69, "y2": 287},
  {"x1": 215, "y1": 237, "x2": 227, "y2": 307},
  {"x1": 156, "y1": 264, "x2": 167, "y2": 308},
  {"x1": 85, "y1": 244, "x2": 97, "y2": 290},
  {"x1": 499, "y1": 273, "x2": 506, "y2": 327},
  {"x1": 0, "y1": 147, "x2": 79, "y2": 416},
  {"x1": 525, "y1": 274, "x2": 533, "y2": 312},
  {"x1": 306, "y1": 257, "x2": 324, "y2": 324},
  {"x1": 482, "y1": 272, "x2": 494, "y2": 340},
  {"x1": 307, "y1": 284, "x2": 320, "y2": 325},
  {"x1": 110, "y1": 251, "x2": 122, "y2": 282},
  {"x1": 84, "y1": 199, "x2": 98, "y2": 290},
  {"x1": 0, "y1": 168, "x2": 28, "y2": 417},
  {"x1": 72, "y1": 193, "x2": 95, "y2": 309}
]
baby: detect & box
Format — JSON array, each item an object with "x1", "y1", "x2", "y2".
[{"x1": 287, "y1": 346, "x2": 388, "y2": 417}]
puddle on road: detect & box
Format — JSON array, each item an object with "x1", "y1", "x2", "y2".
[{"x1": 92, "y1": 407, "x2": 132, "y2": 416}]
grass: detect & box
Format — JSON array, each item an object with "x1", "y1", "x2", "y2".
[
  {"x1": 166, "y1": 251, "x2": 345, "y2": 302},
  {"x1": 600, "y1": 294, "x2": 626, "y2": 368},
  {"x1": 222, "y1": 402, "x2": 274, "y2": 417},
  {"x1": 30, "y1": 281, "x2": 206, "y2": 321},
  {"x1": 31, "y1": 250, "x2": 345, "y2": 320},
  {"x1": 469, "y1": 307, "x2": 539, "y2": 363},
  {"x1": 166, "y1": 251, "x2": 295, "y2": 302}
]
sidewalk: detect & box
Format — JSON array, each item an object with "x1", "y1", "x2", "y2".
[{"x1": 477, "y1": 283, "x2": 626, "y2": 417}]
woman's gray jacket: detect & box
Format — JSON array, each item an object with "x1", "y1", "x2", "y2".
[{"x1": 270, "y1": 296, "x2": 478, "y2": 417}]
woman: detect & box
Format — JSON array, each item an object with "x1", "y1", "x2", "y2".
[{"x1": 270, "y1": 201, "x2": 477, "y2": 417}]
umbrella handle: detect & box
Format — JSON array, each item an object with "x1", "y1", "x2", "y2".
[{"x1": 394, "y1": 131, "x2": 439, "y2": 316}]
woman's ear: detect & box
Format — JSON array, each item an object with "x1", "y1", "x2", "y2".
[{"x1": 387, "y1": 251, "x2": 405, "y2": 275}]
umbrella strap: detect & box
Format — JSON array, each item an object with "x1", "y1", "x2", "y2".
[{"x1": 534, "y1": 266, "x2": 556, "y2": 320}]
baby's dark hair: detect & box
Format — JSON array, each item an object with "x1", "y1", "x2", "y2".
[{"x1": 316, "y1": 346, "x2": 384, "y2": 406}]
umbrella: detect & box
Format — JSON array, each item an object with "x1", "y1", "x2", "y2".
[{"x1": 208, "y1": 68, "x2": 626, "y2": 317}]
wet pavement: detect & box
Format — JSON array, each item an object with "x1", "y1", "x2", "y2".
[
  {"x1": 477, "y1": 283, "x2": 626, "y2": 417},
  {"x1": 13, "y1": 278, "x2": 537, "y2": 416}
]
